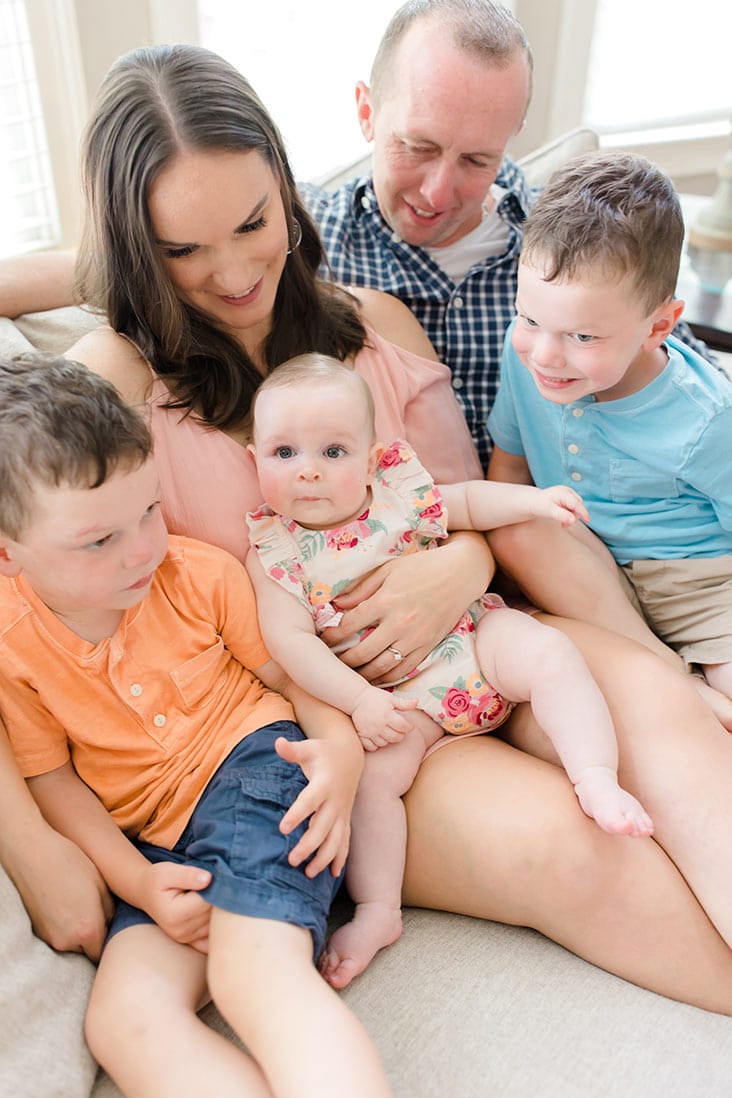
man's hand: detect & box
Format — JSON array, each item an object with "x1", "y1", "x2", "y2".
[{"x1": 276, "y1": 734, "x2": 362, "y2": 879}]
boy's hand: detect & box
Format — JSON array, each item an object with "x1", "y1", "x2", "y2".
[
  {"x1": 533, "y1": 485, "x2": 590, "y2": 527},
  {"x1": 276, "y1": 734, "x2": 362, "y2": 879},
  {"x1": 351, "y1": 686, "x2": 418, "y2": 751},
  {"x1": 140, "y1": 862, "x2": 212, "y2": 953}
]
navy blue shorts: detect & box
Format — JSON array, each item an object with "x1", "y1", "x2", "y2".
[{"x1": 107, "y1": 720, "x2": 342, "y2": 959}]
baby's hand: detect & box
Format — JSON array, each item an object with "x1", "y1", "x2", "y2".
[
  {"x1": 534, "y1": 485, "x2": 589, "y2": 527},
  {"x1": 140, "y1": 861, "x2": 212, "y2": 953},
  {"x1": 351, "y1": 687, "x2": 418, "y2": 751}
]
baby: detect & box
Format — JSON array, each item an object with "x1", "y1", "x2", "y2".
[{"x1": 246, "y1": 352, "x2": 652, "y2": 990}]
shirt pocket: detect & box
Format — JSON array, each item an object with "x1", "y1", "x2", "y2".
[
  {"x1": 170, "y1": 637, "x2": 230, "y2": 710},
  {"x1": 608, "y1": 459, "x2": 680, "y2": 503}
]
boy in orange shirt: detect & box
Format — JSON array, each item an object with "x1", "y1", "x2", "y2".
[{"x1": 0, "y1": 354, "x2": 390, "y2": 1098}]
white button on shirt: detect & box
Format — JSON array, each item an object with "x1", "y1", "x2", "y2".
[
  {"x1": 571, "y1": 472, "x2": 582, "y2": 482},
  {"x1": 572, "y1": 408, "x2": 584, "y2": 418},
  {"x1": 153, "y1": 713, "x2": 166, "y2": 728},
  {"x1": 568, "y1": 444, "x2": 579, "y2": 455},
  {"x1": 130, "y1": 683, "x2": 143, "y2": 697}
]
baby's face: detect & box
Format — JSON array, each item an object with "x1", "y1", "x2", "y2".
[
  {"x1": 0, "y1": 457, "x2": 167, "y2": 627},
  {"x1": 512, "y1": 258, "x2": 665, "y2": 404},
  {"x1": 251, "y1": 382, "x2": 380, "y2": 529}
]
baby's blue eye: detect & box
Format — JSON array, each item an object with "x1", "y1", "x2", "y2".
[
  {"x1": 325, "y1": 446, "x2": 345, "y2": 459},
  {"x1": 574, "y1": 333, "x2": 595, "y2": 344},
  {"x1": 276, "y1": 446, "x2": 295, "y2": 459}
]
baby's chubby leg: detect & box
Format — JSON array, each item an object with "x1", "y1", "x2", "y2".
[
  {"x1": 322, "y1": 714, "x2": 443, "y2": 990},
  {"x1": 476, "y1": 609, "x2": 653, "y2": 837}
]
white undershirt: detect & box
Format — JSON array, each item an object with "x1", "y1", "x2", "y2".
[{"x1": 425, "y1": 184, "x2": 510, "y2": 282}]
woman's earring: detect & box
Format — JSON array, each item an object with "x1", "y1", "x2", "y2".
[{"x1": 287, "y1": 218, "x2": 303, "y2": 255}]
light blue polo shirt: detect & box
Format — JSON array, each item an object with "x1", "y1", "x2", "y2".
[{"x1": 488, "y1": 328, "x2": 732, "y2": 564}]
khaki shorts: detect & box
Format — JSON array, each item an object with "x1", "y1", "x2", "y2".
[{"x1": 619, "y1": 555, "x2": 732, "y2": 667}]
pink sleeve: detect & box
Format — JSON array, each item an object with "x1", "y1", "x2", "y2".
[{"x1": 354, "y1": 329, "x2": 483, "y2": 484}]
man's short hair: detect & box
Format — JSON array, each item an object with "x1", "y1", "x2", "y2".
[
  {"x1": 521, "y1": 151, "x2": 684, "y2": 313},
  {"x1": 370, "y1": 0, "x2": 532, "y2": 107},
  {"x1": 0, "y1": 354, "x2": 152, "y2": 539}
]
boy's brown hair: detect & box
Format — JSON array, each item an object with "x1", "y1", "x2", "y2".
[
  {"x1": 521, "y1": 151, "x2": 684, "y2": 313},
  {"x1": 0, "y1": 354, "x2": 152, "y2": 539}
]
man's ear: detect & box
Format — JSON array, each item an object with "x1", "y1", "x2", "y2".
[
  {"x1": 643, "y1": 297, "x2": 685, "y2": 350},
  {"x1": 355, "y1": 81, "x2": 375, "y2": 142},
  {"x1": 366, "y1": 442, "x2": 384, "y2": 481},
  {"x1": 0, "y1": 541, "x2": 22, "y2": 578}
]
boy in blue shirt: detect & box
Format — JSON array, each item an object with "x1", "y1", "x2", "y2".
[{"x1": 487, "y1": 151, "x2": 732, "y2": 705}]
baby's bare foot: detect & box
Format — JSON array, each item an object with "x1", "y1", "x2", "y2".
[
  {"x1": 574, "y1": 766, "x2": 654, "y2": 838},
  {"x1": 319, "y1": 903, "x2": 403, "y2": 990}
]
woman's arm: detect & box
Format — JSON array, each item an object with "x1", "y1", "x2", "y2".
[
  {"x1": 325, "y1": 529, "x2": 494, "y2": 683},
  {"x1": 0, "y1": 721, "x2": 112, "y2": 959},
  {"x1": 349, "y1": 286, "x2": 440, "y2": 360},
  {"x1": 66, "y1": 326, "x2": 152, "y2": 404},
  {"x1": 0, "y1": 251, "x2": 78, "y2": 317}
]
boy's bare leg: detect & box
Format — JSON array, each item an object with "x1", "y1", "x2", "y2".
[
  {"x1": 476, "y1": 609, "x2": 653, "y2": 836},
  {"x1": 489, "y1": 519, "x2": 732, "y2": 730},
  {"x1": 86, "y1": 924, "x2": 273, "y2": 1098},
  {"x1": 321, "y1": 715, "x2": 442, "y2": 990},
  {"x1": 208, "y1": 910, "x2": 392, "y2": 1098}
]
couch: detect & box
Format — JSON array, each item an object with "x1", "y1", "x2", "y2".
[{"x1": 3, "y1": 131, "x2": 732, "y2": 1097}]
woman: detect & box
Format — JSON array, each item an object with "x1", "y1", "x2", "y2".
[{"x1": 6, "y1": 41, "x2": 732, "y2": 1082}]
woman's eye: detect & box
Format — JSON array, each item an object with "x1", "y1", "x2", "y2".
[
  {"x1": 237, "y1": 216, "x2": 267, "y2": 235},
  {"x1": 276, "y1": 446, "x2": 294, "y2": 459},
  {"x1": 163, "y1": 245, "x2": 196, "y2": 259}
]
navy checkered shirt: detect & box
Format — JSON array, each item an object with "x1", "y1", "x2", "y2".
[{"x1": 301, "y1": 157, "x2": 714, "y2": 470}]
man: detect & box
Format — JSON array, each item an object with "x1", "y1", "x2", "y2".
[{"x1": 301, "y1": 0, "x2": 712, "y2": 468}]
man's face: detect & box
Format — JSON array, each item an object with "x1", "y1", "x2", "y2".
[{"x1": 358, "y1": 22, "x2": 530, "y2": 249}]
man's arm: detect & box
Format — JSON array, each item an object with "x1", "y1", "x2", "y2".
[
  {"x1": 0, "y1": 719, "x2": 112, "y2": 958},
  {"x1": 0, "y1": 251, "x2": 77, "y2": 317}
]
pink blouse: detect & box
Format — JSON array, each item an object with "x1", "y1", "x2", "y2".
[{"x1": 146, "y1": 327, "x2": 482, "y2": 563}]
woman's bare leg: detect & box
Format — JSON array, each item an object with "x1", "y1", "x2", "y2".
[
  {"x1": 403, "y1": 738, "x2": 732, "y2": 1016},
  {"x1": 489, "y1": 519, "x2": 732, "y2": 729},
  {"x1": 86, "y1": 925, "x2": 273, "y2": 1097},
  {"x1": 540, "y1": 616, "x2": 732, "y2": 953}
]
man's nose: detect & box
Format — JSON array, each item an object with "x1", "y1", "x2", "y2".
[{"x1": 419, "y1": 159, "x2": 457, "y2": 209}]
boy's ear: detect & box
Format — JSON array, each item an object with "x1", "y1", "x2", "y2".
[
  {"x1": 643, "y1": 297, "x2": 685, "y2": 350},
  {"x1": 246, "y1": 443, "x2": 257, "y2": 464},
  {"x1": 0, "y1": 541, "x2": 22, "y2": 578},
  {"x1": 367, "y1": 442, "x2": 384, "y2": 481}
]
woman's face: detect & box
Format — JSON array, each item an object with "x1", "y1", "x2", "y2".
[{"x1": 148, "y1": 147, "x2": 290, "y2": 358}]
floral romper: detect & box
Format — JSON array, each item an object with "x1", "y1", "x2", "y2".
[{"x1": 247, "y1": 441, "x2": 513, "y2": 735}]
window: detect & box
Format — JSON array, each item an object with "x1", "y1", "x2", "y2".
[
  {"x1": 197, "y1": 0, "x2": 401, "y2": 180},
  {"x1": 0, "y1": 0, "x2": 59, "y2": 256},
  {"x1": 583, "y1": 0, "x2": 731, "y2": 140}
]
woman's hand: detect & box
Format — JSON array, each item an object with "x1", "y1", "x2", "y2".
[{"x1": 324, "y1": 532, "x2": 494, "y2": 683}]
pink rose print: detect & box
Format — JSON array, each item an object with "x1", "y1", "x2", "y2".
[
  {"x1": 442, "y1": 687, "x2": 472, "y2": 718},
  {"x1": 380, "y1": 440, "x2": 411, "y2": 468},
  {"x1": 326, "y1": 529, "x2": 358, "y2": 551},
  {"x1": 419, "y1": 501, "x2": 442, "y2": 520},
  {"x1": 270, "y1": 566, "x2": 285, "y2": 580}
]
